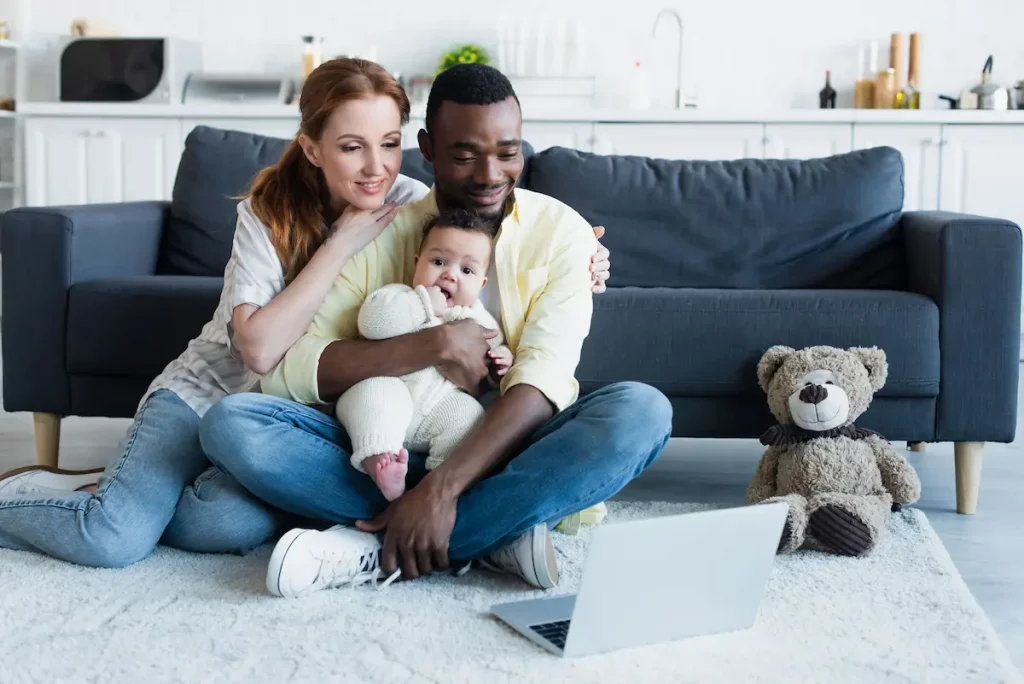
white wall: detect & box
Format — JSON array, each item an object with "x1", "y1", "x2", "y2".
[{"x1": 8, "y1": 0, "x2": 1024, "y2": 110}]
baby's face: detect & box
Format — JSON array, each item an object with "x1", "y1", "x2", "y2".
[{"x1": 413, "y1": 227, "x2": 492, "y2": 307}]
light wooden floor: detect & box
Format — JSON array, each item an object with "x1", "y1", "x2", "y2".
[{"x1": 1, "y1": 368, "x2": 1022, "y2": 670}]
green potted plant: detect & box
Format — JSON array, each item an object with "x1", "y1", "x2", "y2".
[{"x1": 436, "y1": 44, "x2": 489, "y2": 75}]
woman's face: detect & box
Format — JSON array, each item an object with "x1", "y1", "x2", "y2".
[{"x1": 299, "y1": 95, "x2": 404, "y2": 212}]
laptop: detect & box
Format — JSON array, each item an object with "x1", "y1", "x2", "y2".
[{"x1": 490, "y1": 501, "x2": 788, "y2": 658}]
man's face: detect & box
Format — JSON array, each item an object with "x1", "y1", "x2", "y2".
[{"x1": 419, "y1": 97, "x2": 524, "y2": 222}]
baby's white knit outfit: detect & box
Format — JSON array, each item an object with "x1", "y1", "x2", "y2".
[{"x1": 335, "y1": 284, "x2": 505, "y2": 472}]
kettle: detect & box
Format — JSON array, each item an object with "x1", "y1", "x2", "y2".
[
  {"x1": 939, "y1": 56, "x2": 1011, "y2": 109},
  {"x1": 965, "y1": 55, "x2": 1010, "y2": 109}
]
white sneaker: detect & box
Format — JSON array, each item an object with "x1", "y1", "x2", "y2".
[
  {"x1": 477, "y1": 523, "x2": 559, "y2": 589},
  {"x1": 266, "y1": 525, "x2": 401, "y2": 598},
  {"x1": 0, "y1": 465, "x2": 103, "y2": 498}
]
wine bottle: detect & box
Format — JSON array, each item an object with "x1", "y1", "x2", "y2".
[{"x1": 819, "y1": 70, "x2": 837, "y2": 108}]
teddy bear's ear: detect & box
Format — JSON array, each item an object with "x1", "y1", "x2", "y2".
[
  {"x1": 850, "y1": 346, "x2": 888, "y2": 391},
  {"x1": 757, "y1": 345, "x2": 795, "y2": 393}
]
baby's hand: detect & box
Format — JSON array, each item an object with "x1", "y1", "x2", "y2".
[
  {"x1": 426, "y1": 286, "x2": 448, "y2": 316},
  {"x1": 488, "y1": 345, "x2": 514, "y2": 376}
]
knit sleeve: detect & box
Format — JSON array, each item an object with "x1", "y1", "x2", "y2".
[{"x1": 357, "y1": 284, "x2": 439, "y2": 340}]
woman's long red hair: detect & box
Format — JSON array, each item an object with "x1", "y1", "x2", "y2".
[{"x1": 247, "y1": 58, "x2": 410, "y2": 283}]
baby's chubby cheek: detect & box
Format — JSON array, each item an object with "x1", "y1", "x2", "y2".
[{"x1": 452, "y1": 283, "x2": 481, "y2": 307}]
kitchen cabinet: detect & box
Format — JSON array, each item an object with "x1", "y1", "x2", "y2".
[
  {"x1": 763, "y1": 124, "x2": 852, "y2": 160},
  {"x1": 25, "y1": 118, "x2": 182, "y2": 206},
  {"x1": 938, "y1": 125, "x2": 1024, "y2": 226},
  {"x1": 521, "y1": 122, "x2": 595, "y2": 152},
  {"x1": 592, "y1": 123, "x2": 764, "y2": 161},
  {"x1": 851, "y1": 124, "x2": 942, "y2": 211}
]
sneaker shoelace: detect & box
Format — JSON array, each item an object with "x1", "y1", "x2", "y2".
[{"x1": 312, "y1": 545, "x2": 401, "y2": 593}]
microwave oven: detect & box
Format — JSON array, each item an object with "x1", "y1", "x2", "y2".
[{"x1": 57, "y1": 37, "x2": 202, "y2": 103}]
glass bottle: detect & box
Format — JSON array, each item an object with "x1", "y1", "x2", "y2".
[
  {"x1": 875, "y1": 68, "x2": 896, "y2": 109},
  {"x1": 302, "y1": 36, "x2": 323, "y2": 79},
  {"x1": 819, "y1": 70, "x2": 837, "y2": 109},
  {"x1": 854, "y1": 42, "x2": 876, "y2": 109}
]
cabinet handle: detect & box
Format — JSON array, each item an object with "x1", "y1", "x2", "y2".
[
  {"x1": 74, "y1": 130, "x2": 90, "y2": 138},
  {"x1": 92, "y1": 130, "x2": 107, "y2": 138}
]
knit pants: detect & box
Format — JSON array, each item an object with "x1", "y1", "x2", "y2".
[{"x1": 335, "y1": 372, "x2": 485, "y2": 472}]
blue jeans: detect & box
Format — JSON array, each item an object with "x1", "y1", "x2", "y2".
[
  {"x1": 199, "y1": 382, "x2": 673, "y2": 560},
  {"x1": 0, "y1": 390, "x2": 284, "y2": 568}
]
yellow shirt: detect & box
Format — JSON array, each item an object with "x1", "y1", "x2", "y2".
[{"x1": 260, "y1": 187, "x2": 597, "y2": 412}]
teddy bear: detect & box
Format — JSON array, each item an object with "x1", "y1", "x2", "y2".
[{"x1": 747, "y1": 345, "x2": 922, "y2": 557}]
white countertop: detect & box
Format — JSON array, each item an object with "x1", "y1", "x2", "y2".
[{"x1": 17, "y1": 101, "x2": 1024, "y2": 124}]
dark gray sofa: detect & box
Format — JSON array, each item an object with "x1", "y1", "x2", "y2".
[{"x1": 3, "y1": 125, "x2": 1020, "y2": 515}]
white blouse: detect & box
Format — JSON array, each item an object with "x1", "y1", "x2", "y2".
[{"x1": 139, "y1": 174, "x2": 431, "y2": 417}]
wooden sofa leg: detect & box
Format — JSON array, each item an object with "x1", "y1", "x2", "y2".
[
  {"x1": 954, "y1": 441, "x2": 984, "y2": 515},
  {"x1": 33, "y1": 413, "x2": 61, "y2": 468},
  {"x1": 909, "y1": 441, "x2": 927, "y2": 452}
]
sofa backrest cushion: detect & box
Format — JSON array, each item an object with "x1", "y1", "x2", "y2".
[
  {"x1": 160, "y1": 126, "x2": 289, "y2": 276},
  {"x1": 523, "y1": 145, "x2": 906, "y2": 290}
]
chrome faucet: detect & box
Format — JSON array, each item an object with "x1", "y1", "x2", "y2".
[{"x1": 652, "y1": 7, "x2": 686, "y2": 108}]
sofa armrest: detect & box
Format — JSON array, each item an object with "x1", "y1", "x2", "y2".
[
  {"x1": 1, "y1": 202, "x2": 169, "y2": 415},
  {"x1": 902, "y1": 211, "x2": 1022, "y2": 441}
]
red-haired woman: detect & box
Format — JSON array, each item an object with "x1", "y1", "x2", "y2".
[{"x1": 0, "y1": 58, "x2": 610, "y2": 568}]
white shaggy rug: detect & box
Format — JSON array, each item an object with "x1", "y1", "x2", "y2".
[{"x1": 0, "y1": 501, "x2": 1019, "y2": 684}]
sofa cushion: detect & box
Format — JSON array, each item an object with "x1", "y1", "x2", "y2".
[
  {"x1": 524, "y1": 146, "x2": 906, "y2": 290},
  {"x1": 67, "y1": 276, "x2": 223, "y2": 377},
  {"x1": 160, "y1": 126, "x2": 289, "y2": 277},
  {"x1": 576, "y1": 288, "x2": 940, "y2": 399}
]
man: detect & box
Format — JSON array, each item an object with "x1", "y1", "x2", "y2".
[{"x1": 200, "y1": 64, "x2": 673, "y2": 597}]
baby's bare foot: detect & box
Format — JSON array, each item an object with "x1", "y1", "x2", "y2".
[{"x1": 365, "y1": 449, "x2": 408, "y2": 501}]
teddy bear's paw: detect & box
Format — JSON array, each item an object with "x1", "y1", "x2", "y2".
[
  {"x1": 808, "y1": 504, "x2": 874, "y2": 556},
  {"x1": 776, "y1": 518, "x2": 792, "y2": 553}
]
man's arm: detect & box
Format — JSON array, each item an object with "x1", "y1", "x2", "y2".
[{"x1": 260, "y1": 238, "x2": 442, "y2": 404}]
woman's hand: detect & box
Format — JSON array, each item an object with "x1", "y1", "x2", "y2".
[
  {"x1": 326, "y1": 202, "x2": 401, "y2": 257},
  {"x1": 591, "y1": 225, "x2": 611, "y2": 293}
]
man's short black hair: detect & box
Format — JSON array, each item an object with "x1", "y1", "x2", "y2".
[
  {"x1": 420, "y1": 207, "x2": 496, "y2": 248},
  {"x1": 425, "y1": 63, "x2": 520, "y2": 135}
]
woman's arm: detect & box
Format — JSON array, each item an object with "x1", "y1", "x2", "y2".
[{"x1": 230, "y1": 200, "x2": 399, "y2": 375}]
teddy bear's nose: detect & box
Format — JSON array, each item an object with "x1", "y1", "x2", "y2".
[{"x1": 799, "y1": 384, "x2": 829, "y2": 405}]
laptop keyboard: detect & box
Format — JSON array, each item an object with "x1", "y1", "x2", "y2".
[{"x1": 530, "y1": 619, "x2": 571, "y2": 650}]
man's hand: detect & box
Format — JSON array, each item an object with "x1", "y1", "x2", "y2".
[
  {"x1": 355, "y1": 477, "x2": 457, "y2": 578},
  {"x1": 434, "y1": 319, "x2": 496, "y2": 395}
]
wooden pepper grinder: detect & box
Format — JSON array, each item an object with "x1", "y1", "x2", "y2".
[
  {"x1": 889, "y1": 33, "x2": 906, "y2": 108},
  {"x1": 902, "y1": 33, "x2": 921, "y2": 109}
]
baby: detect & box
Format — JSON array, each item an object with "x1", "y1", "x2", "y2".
[{"x1": 334, "y1": 208, "x2": 513, "y2": 500}]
